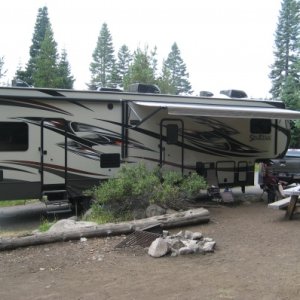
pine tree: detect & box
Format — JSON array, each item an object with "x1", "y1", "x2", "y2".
[
  {"x1": 0, "y1": 56, "x2": 7, "y2": 80},
  {"x1": 156, "y1": 61, "x2": 177, "y2": 94},
  {"x1": 123, "y1": 47, "x2": 156, "y2": 90},
  {"x1": 89, "y1": 23, "x2": 115, "y2": 89},
  {"x1": 57, "y1": 49, "x2": 75, "y2": 89},
  {"x1": 116, "y1": 45, "x2": 132, "y2": 88},
  {"x1": 16, "y1": 6, "x2": 50, "y2": 86},
  {"x1": 269, "y1": 0, "x2": 300, "y2": 99},
  {"x1": 164, "y1": 42, "x2": 192, "y2": 95},
  {"x1": 33, "y1": 25, "x2": 59, "y2": 88}
]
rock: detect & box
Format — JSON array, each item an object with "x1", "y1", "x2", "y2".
[
  {"x1": 174, "y1": 230, "x2": 184, "y2": 238},
  {"x1": 203, "y1": 237, "x2": 214, "y2": 242},
  {"x1": 169, "y1": 239, "x2": 186, "y2": 250},
  {"x1": 146, "y1": 204, "x2": 166, "y2": 217},
  {"x1": 184, "y1": 230, "x2": 194, "y2": 239},
  {"x1": 202, "y1": 241, "x2": 216, "y2": 252},
  {"x1": 48, "y1": 219, "x2": 97, "y2": 233},
  {"x1": 162, "y1": 230, "x2": 169, "y2": 238},
  {"x1": 148, "y1": 238, "x2": 170, "y2": 258},
  {"x1": 191, "y1": 232, "x2": 203, "y2": 240},
  {"x1": 182, "y1": 239, "x2": 198, "y2": 248},
  {"x1": 178, "y1": 246, "x2": 194, "y2": 255}
]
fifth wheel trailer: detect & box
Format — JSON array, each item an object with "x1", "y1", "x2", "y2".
[{"x1": 0, "y1": 84, "x2": 300, "y2": 208}]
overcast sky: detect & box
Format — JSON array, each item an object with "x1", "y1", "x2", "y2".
[{"x1": 1, "y1": 0, "x2": 282, "y2": 98}]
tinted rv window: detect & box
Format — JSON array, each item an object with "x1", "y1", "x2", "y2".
[
  {"x1": 0, "y1": 122, "x2": 28, "y2": 151},
  {"x1": 250, "y1": 119, "x2": 271, "y2": 134}
]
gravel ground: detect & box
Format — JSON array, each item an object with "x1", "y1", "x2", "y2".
[{"x1": 1, "y1": 188, "x2": 300, "y2": 300}]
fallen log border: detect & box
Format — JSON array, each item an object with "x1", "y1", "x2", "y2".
[{"x1": 0, "y1": 208, "x2": 210, "y2": 251}]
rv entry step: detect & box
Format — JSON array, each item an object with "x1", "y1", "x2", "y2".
[{"x1": 42, "y1": 189, "x2": 72, "y2": 214}]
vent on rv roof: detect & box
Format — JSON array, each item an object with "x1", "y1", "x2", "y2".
[
  {"x1": 199, "y1": 91, "x2": 214, "y2": 97},
  {"x1": 128, "y1": 83, "x2": 161, "y2": 94},
  {"x1": 97, "y1": 87, "x2": 123, "y2": 92},
  {"x1": 220, "y1": 89, "x2": 248, "y2": 98}
]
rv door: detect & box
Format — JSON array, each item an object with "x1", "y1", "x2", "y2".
[
  {"x1": 159, "y1": 119, "x2": 184, "y2": 174},
  {"x1": 40, "y1": 119, "x2": 67, "y2": 193}
]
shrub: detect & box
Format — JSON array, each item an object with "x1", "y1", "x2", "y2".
[{"x1": 85, "y1": 163, "x2": 207, "y2": 223}]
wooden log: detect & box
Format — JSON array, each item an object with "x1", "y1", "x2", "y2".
[{"x1": 0, "y1": 208, "x2": 210, "y2": 251}]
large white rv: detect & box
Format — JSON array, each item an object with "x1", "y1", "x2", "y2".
[{"x1": 1, "y1": 84, "x2": 300, "y2": 208}]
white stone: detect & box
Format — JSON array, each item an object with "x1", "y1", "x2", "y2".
[
  {"x1": 202, "y1": 241, "x2": 216, "y2": 252},
  {"x1": 178, "y1": 246, "x2": 194, "y2": 255},
  {"x1": 184, "y1": 230, "x2": 194, "y2": 239},
  {"x1": 148, "y1": 238, "x2": 170, "y2": 258},
  {"x1": 191, "y1": 232, "x2": 203, "y2": 240}
]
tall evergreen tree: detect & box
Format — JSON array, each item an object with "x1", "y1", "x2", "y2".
[
  {"x1": 57, "y1": 49, "x2": 75, "y2": 89},
  {"x1": 16, "y1": 6, "x2": 50, "y2": 86},
  {"x1": 164, "y1": 42, "x2": 192, "y2": 95},
  {"x1": 123, "y1": 47, "x2": 156, "y2": 90},
  {"x1": 156, "y1": 60, "x2": 177, "y2": 94},
  {"x1": 89, "y1": 23, "x2": 115, "y2": 89},
  {"x1": 33, "y1": 25, "x2": 59, "y2": 87},
  {"x1": 269, "y1": 0, "x2": 300, "y2": 99},
  {"x1": 116, "y1": 45, "x2": 132, "y2": 88},
  {"x1": 0, "y1": 56, "x2": 7, "y2": 80}
]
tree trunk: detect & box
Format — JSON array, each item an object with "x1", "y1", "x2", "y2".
[{"x1": 0, "y1": 208, "x2": 210, "y2": 251}]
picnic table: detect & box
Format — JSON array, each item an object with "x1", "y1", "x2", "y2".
[{"x1": 280, "y1": 186, "x2": 300, "y2": 220}]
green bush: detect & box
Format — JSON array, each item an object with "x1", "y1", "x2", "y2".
[{"x1": 85, "y1": 163, "x2": 207, "y2": 223}]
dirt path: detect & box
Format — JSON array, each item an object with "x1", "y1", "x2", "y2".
[{"x1": 1, "y1": 199, "x2": 300, "y2": 300}]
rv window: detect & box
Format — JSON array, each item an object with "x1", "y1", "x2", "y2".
[
  {"x1": 0, "y1": 122, "x2": 28, "y2": 151},
  {"x1": 250, "y1": 119, "x2": 271, "y2": 134},
  {"x1": 166, "y1": 124, "x2": 179, "y2": 144}
]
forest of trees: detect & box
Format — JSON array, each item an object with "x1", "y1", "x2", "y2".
[{"x1": 1, "y1": 6, "x2": 192, "y2": 95}]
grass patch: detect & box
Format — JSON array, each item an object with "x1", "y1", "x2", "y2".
[{"x1": 38, "y1": 217, "x2": 56, "y2": 232}]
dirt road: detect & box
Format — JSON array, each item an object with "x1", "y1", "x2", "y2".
[{"x1": 1, "y1": 194, "x2": 300, "y2": 300}]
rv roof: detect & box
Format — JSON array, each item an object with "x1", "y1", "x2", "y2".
[{"x1": 0, "y1": 86, "x2": 294, "y2": 119}]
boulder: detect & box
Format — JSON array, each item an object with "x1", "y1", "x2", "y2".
[
  {"x1": 148, "y1": 237, "x2": 170, "y2": 258},
  {"x1": 146, "y1": 204, "x2": 166, "y2": 217}
]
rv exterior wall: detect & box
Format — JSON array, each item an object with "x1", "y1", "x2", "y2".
[{"x1": 0, "y1": 87, "x2": 292, "y2": 201}]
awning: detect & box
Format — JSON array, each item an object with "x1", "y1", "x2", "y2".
[{"x1": 134, "y1": 101, "x2": 300, "y2": 120}]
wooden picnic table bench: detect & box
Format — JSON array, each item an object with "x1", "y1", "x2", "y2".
[{"x1": 268, "y1": 186, "x2": 300, "y2": 220}]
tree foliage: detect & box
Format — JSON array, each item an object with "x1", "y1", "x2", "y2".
[
  {"x1": 123, "y1": 46, "x2": 156, "y2": 90},
  {"x1": 56, "y1": 49, "x2": 75, "y2": 89},
  {"x1": 164, "y1": 42, "x2": 193, "y2": 95},
  {"x1": 33, "y1": 25, "x2": 59, "y2": 87},
  {"x1": 270, "y1": 0, "x2": 300, "y2": 147},
  {"x1": 15, "y1": 6, "x2": 74, "y2": 89},
  {"x1": 89, "y1": 23, "x2": 115, "y2": 89},
  {"x1": 88, "y1": 23, "x2": 192, "y2": 94},
  {"x1": 16, "y1": 6, "x2": 50, "y2": 86},
  {"x1": 116, "y1": 45, "x2": 132, "y2": 88},
  {"x1": 269, "y1": 0, "x2": 300, "y2": 99},
  {"x1": 86, "y1": 163, "x2": 207, "y2": 222},
  {"x1": 0, "y1": 56, "x2": 7, "y2": 80},
  {"x1": 156, "y1": 60, "x2": 177, "y2": 94}
]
